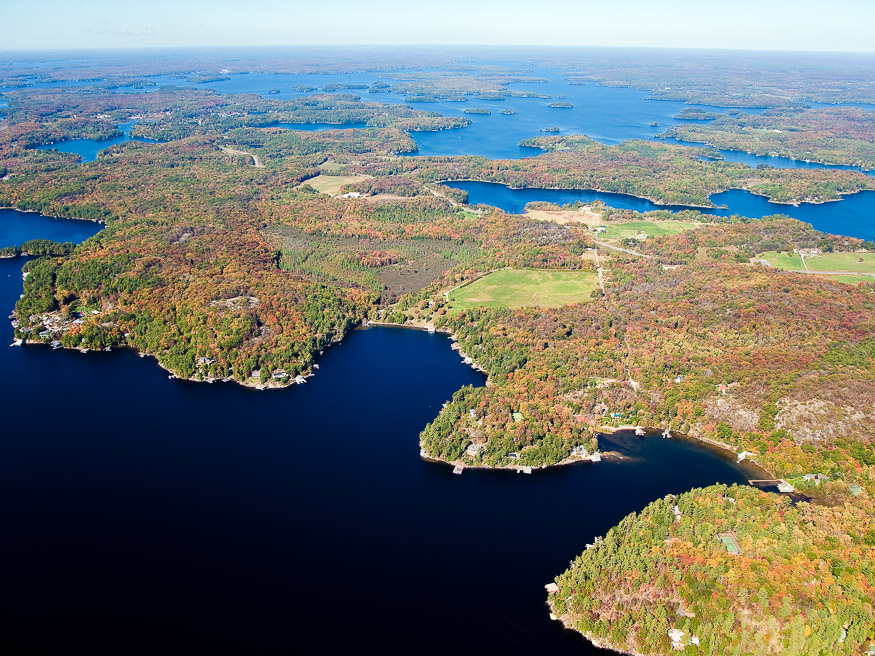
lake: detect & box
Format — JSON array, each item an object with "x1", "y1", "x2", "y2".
[
  {"x1": 445, "y1": 180, "x2": 875, "y2": 241},
  {"x1": 33, "y1": 121, "x2": 164, "y2": 162},
  {"x1": 0, "y1": 207, "x2": 103, "y2": 245},
  {"x1": 0, "y1": 213, "x2": 759, "y2": 653},
  {"x1": 21, "y1": 65, "x2": 873, "y2": 175}
]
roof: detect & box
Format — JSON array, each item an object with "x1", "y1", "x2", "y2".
[{"x1": 512, "y1": 412, "x2": 524, "y2": 422}]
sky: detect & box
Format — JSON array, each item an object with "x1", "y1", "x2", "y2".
[{"x1": 4, "y1": 0, "x2": 875, "y2": 53}]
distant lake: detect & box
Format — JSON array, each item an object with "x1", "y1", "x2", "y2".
[
  {"x1": 0, "y1": 213, "x2": 759, "y2": 653},
  {"x1": 445, "y1": 180, "x2": 875, "y2": 241},
  {"x1": 33, "y1": 121, "x2": 163, "y2": 162}
]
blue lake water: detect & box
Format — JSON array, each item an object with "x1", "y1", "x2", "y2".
[
  {"x1": 445, "y1": 181, "x2": 875, "y2": 241},
  {"x1": 0, "y1": 214, "x2": 757, "y2": 652},
  {"x1": 0, "y1": 207, "x2": 102, "y2": 245},
  {"x1": 658, "y1": 136, "x2": 874, "y2": 174},
  {"x1": 14, "y1": 64, "x2": 874, "y2": 174},
  {"x1": 33, "y1": 121, "x2": 164, "y2": 162}
]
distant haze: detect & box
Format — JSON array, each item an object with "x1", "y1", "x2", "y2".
[{"x1": 4, "y1": 0, "x2": 875, "y2": 53}]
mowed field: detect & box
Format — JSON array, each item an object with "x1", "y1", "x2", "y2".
[
  {"x1": 759, "y1": 251, "x2": 875, "y2": 273},
  {"x1": 602, "y1": 220, "x2": 699, "y2": 241},
  {"x1": 447, "y1": 269, "x2": 599, "y2": 313},
  {"x1": 297, "y1": 173, "x2": 371, "y2": 196}
]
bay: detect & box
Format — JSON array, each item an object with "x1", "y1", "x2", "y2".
[{"x1": 0, "y1": 214, "x2": 757, "y2": 653}]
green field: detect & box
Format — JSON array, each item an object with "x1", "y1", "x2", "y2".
[
  {"x1": 297, "y1": 173, "x2": 371, "y2": 196},
  {"x1": 447, "y1": 269, "x2": 599, "y2": 313},
  {"x1": 760, "y1": 251, "x2": 875, "y2": 273},
  {"x1": 819, "y1": 274, "x2": 875, "y2": 285},
  {"x1": 758, "y1": 251, "x2": 806, "y2": 271},
  {"x1": 602, "y1": 221, "x2": 699, "y2": 241}
]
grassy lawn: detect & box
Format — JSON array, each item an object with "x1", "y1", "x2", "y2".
[
  {"x1": 759, "y1": 251, "x2": 875, "y2": 273},
  {"x1": 602, "y1": 221, "x2": 698, "y2": 241},
  {"x1": 758, "y1": 251, "x2": 806, "y2": 271},
  {"x1": 803, "y1": 252, "x2": 875, "y2": 272},
  {"x1": 297, "y1": 174, "x2": 371, "y2": 196},
  {"x1": 447, "y1": 269, "x2": 599, "y2": 313},
  {"x1": 817, "y1": 274, "x2": 875, "y2": 285}
]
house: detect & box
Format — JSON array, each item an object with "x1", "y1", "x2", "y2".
[
  {"x1": 668, "y1": 628, "x2": 685, "y2": 649},
  {"x1": 671, "y1": 505, "x2": 682, "y2": 522},
  {"x1": 777, "y1": 481, "x2": 795, "y2": 493},
  {"x1": 512, "y1": 412, "x2": 524, "y2": 423},
  {"x1": 508, "y1": 452, "x2": 520, "y2": 460},
  {"x1": 272, "y1": 370, "x2": 289, "y2": 380},
  {"x1": 465, "y1": 443, "x2": 482, "y2": 457},
  {"x1": 544, "y1": 583, "x2": 559, "y2": 594},
  {"x1": 849, "y1": 483, "x2": 863, "y2": 496},
  {"x1": 802, "y1": 473, "x2": 828, "y2": 486}
]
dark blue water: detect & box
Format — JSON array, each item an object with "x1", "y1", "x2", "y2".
[
  {"x1": 1, "y1": 207, "x2": 102, "y2": 245},
  {"x1": 33, "y1": 121, "x2": 163, "y2": 162},
  {"x1": 0, "y1": 216, "x2": 757, "y2": 652},
  {"x1": 446, "y1": 181, "x2": 875, "y2": 241}
]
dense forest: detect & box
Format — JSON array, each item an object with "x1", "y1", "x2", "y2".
[{"x1": 551, "y1": 484, "x2": 875, "y2": 655}]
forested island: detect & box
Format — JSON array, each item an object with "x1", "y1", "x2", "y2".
[{"x1": 2, "y1": 49, "x2": 875, "y2": 655}]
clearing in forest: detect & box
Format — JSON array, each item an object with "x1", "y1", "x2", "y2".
[
  {"x1": 601, "y1": 220, "x2": 699, "y2": 241},
  {"x1": 760, "y1": 251, "x2": 875, "y2": 274},
  {"x1": 297, "y1": 174, "x2": 371, "y2": 196},
  {"x1": 447, "y1": 268, "x2": 599, "y2": 313}
]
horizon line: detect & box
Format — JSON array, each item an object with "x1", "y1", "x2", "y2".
[{"x1": 2, "y1": 43, "x2": 875, "y2": 56}]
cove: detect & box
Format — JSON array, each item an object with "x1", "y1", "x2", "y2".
[
  {"x1": 0, "y1": 216, "x2": 761, "y2": 653},
  {"x1": 446, "y1": 180, "x2": 875, "y2": 241},
  {"x1": 33, "y1": 121, "x2": 164, "y2": 163},
  {"x1": 1, "y1": 207, "x2": 102, "y2": 246},
  {"x1": 659, "y1": 136, "x2": 875, "y2": 175}
]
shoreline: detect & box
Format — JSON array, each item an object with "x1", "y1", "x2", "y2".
[
  {"x1": 0, "y1": 205, "x2": 107, "y2": 224},
  {"x1": 548, "y1": 600, "x2": 645, "y2": 656},
  {"x1": 441, "y1": 176, "x2": 872, "y2": 211}
]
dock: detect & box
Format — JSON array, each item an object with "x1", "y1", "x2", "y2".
[
  {"x1": 452, "y1": 465, "x2": 463, "y2": 475},
  {"x1": 749, "y1": 479, "x2": 794, "y2": 493}
]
